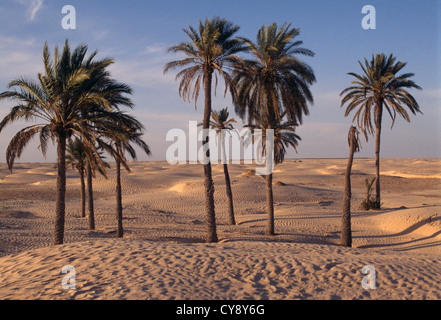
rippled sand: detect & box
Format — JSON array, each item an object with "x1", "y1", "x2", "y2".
[{"x1": 0, "y1": 158, "x2": 440, "y2": 299}]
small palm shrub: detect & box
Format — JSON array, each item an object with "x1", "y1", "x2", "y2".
[{"x1": 361, "y1": 177, "x2": 382, "y2": 210}]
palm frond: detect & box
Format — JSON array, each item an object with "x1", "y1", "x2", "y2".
[{"x1": 341, "y1": 53, "x2": 422, "y2": 134}]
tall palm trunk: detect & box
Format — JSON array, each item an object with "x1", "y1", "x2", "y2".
[
  {"x1": 80, "y1": 168, "x2": 86, "y2": 218},
  {"x1": 223, "y1": 163, "x2": 235, "y2": 225},
  {"x1": 266, "y1": 90, "x2": 276, "y2": 236},
  {"x1": 221, "y1": 132, "x2": 235, "y2": 225},
  {"x1": 115, "y1": 159, "x2": 123, "y2": 238},
  {"x1": 266, "y1": 173, "x2": 275, "y2": 235},
  {"x1": 87, "y1": 163, "x2": 95, "y2": 230},
  {"x1": 374, "y1": 102, "x2": 383, "y2": 204},
  {"x1": 203, "y1": 69, "x2": 217, "y2": 243},
  {"x1": 341, "y1": 128, "x2": 357, "y2": 247},
  {"x1": 54, "y1": 131, "x2": 67, "y2": 245}
]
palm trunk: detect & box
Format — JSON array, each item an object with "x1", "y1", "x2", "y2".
[
  {"x1": 266, "y1": 172, "x2": 275, "y2": 235},
  {"x1": 375, "y1": 103, "x2": 383, "y2": 205},
  {"x1": 341, "y1": 128, "x2": 356, "y2": 247},
  {"x1": 203, "y1": 69, "x2": 217, "y2": 243},
  {"x1": 223, "y1": 163, "x2": 235, "y2": 225},
  {"x1": 116, "y1": 159, "x2": 123, "y2": 238},
  {"x1": 80, "y1": 168, "x2": 86, "y2": 218},
  {"x1": 221, "y1": 132, "x2": 235, "y2": 225},
  {"x1": 54, "y1": 131, "x2": 67, "y2": 245},
  {"x1": 87, "y1": 163, "x2": 95, "y2": 230},
  {"x1": 265, "y1": 88, "x2": 276, "y2": 236}
]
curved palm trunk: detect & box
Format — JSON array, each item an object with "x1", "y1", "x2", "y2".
[
  {"x1": 375, "y1": 103, "x2": 383, "y2": 205},
  {"x1": 203, "y1": 70, "x2": 218, "y2": 243},
  {"x1": 116, "y1": 159, "x2": 123, "y2": 238},
  {"x1": 223, "y1": 163, "x2": 235, "y2": 225},
  {"x1": 266, "y1": 172, "x2": 275, "y2": 235},
  {"x1": 80, "y1": 168, "x2": 86, "y2": 218},
  {"x1": 221, "y1": 132, "x2": 235, "y2": 225},
  {"x1": 87, "y1": 163, "x2": 95, "y2": 230},
  {"x1": 54, "y1": 132, "x2": 67, "y2": 245},
  {"x1": 341, "y1": 130, "x2": 356, "y2": 247}
]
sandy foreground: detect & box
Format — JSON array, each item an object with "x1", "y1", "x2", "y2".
[{"x1": 0, "y1": 158, "x2": 440, "y2": 300}]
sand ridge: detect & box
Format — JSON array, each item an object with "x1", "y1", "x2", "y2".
[{"x1": 0, "y1": 158, "x2": 440, "y2": 300}]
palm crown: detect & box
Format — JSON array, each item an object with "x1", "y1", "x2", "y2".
[
  {"x1": 209, "y1": 107, "x2": 237, "y2": 132},
  {"x1": 163, "y1": 16, "x2": 246, "y2": 109},
  {"x1": 0, "y1": 41, "x2": 133, "y2": 170},
  {"x1": 340, "y1": 53, "x2": 422, "y2": 134},
  {"x1": 0, "y1": 40, "x2": 136, "y2": 245},
  {"x1": 234, "y1": 23, "x2": 316, "y2": 125},
  {"x1": 246, "y1": 113, "x2": 301, "y2": 165}
]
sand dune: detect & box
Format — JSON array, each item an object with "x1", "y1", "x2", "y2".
[
  {"x1": 0, "y1": 239, "x2": 440, "y2": 300},
  {"x1": 0, "y1": 158, "x2": 440, "y2": 300}
]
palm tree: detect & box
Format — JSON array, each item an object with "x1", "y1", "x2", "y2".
[
  {"x1": 97, "y1": 113, "x2": 151, "y2": 238},
  {"x1": 0, "y1": 42, "x2": 95, "y2": 244},
  {"x1": 85, "y1": 144, "x2": 111, "y2": 230},
  {"x1": 66, "y1": 138, "x2": 88, "y2": 218},
  {"x1": 0, "y1": 41, "x2": 133, "y2": 245},
  {"x1": 66, "y1": 138, "x2": 108, "y2": 220},
  {"x1": 233, "y1": 23, "x2": 315, "y2": 235},
  {"x1": 164, "y1": 17, "x2": 245, "y2": 243},
  {"x1": 341, "y1": 126, "x2": 363, "y2": 247},
  {"x1": 340, "y1": 53, "x2": 422, "y2": 205},
  {"x1": 233, "y1": 23, "x2": 316, "y2": 126},
  {"x1": 209, "y1": 107, "x2": 237, "y2": 225},
  {"x1": 79, "y1": 47, "x2": 134, "y2": 232},
  {"x1": 246, "y1": 114, "x2": 301, "y2": 235}
]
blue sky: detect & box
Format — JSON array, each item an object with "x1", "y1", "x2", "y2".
[{"x1": 0, "y1": 0, "x2": 440, "y2": 162}]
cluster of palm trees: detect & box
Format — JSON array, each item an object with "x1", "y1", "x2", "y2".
[
  {"x1": 165, "y1": 17, "x2": 422, "y2": 246},
  {"x1": 0, "y1": 17, "x2": 422, "y2": 249},
  {"x1": 0, "y1": 41, "x2": 150, "y2": 245},
  {"x1": 164, "y1": 18, "x2": 316, "y2": 242},
  {"x1": 340, "y1": 53, "x2": 422, "y2": 247}
]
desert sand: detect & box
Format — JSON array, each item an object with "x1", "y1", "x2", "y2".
[{"x1": 0, "y1": 158, "x2": 440, "y2": 300}]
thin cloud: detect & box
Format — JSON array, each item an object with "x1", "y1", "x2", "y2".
[
  {"x1": 29, "y1": 0, "x2": 43, "y2": 20},
  {"x1": 108, "y1": 44, "x2": 177, "y2": 89},
  {"x1": 13, "y1": 0, "x2": 43, "y2": 21},
  {"x1": 0, "y1": 36, "x2": 41, "y2": 81}
]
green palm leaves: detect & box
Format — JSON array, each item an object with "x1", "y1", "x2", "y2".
[
  {"x1": 233, "y1": 23, "x2": 315, "y2": 236},
  {"x1": 166, "y1": 19, "x2": 315, "y2": 239},
  {"x1": 165, "y1": 17, "x2": 245, "y2": 243},
  {"x1": 164, "y1": 17, "x2": 246, "y2": 109},
  {"x1": 341, "y1": 53, "x2": 422, "y2": 134},
  {"x1": 210, "y1": 107, "x2": 237, "y2": 225},
  {"x1": 234, "y1": 23, "x2": 316, "y2": 126},
  {"x1": 341, "y1": 53, "x2": 422, "y2": 204},
  {"x1": 0, "y1": 40, "x2": 147, "y2": 245}
]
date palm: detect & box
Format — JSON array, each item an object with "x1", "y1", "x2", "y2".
[
  {"x1": 164, "y1": 17, "x2": 245, "y2": 243},
  {"x1": 234, "y1": 23, "x2": 315, "y2": 235},
  {"x1": 341, "y1": 126, "x2": 363, "y2": 247},
  {"x1": 97, "y1": 113, "x2": 151, "y2": 238},
  {"x1": 340, "y1": 53, "x2": 422, "y2": 205},
  {"x1": 209, "y1": 107, "x2": 237, "y2": 225},
  {"x1": 66, "y1": 138, "x2": 88, "y2": 218},
  {"x1": 247, "y1": 114, "x2": 301, "y2": 235},
  {"x1": 80, "y1": 48, "x2": 134, "y2": 231},
  {"x1": 233, "y1": 23, "x2": 316, "y2": 126},
  {"x1": 66, "y1": 138, "x2": 108, "y2": 219},
  {"x1": 0, "y1": 41, "x2": 132, "y2": 245}
]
